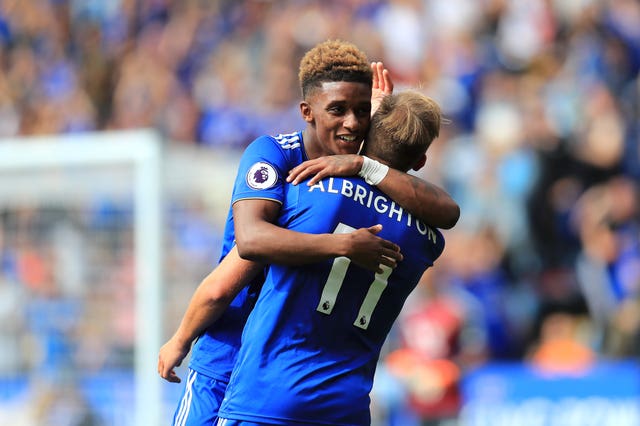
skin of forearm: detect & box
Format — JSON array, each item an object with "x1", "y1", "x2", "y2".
[
  {"x1": 172, "y1": 279, "x2": 232, "y2": 349},
  {"x1": 235, "y1": 219, "x2": 347, "y2": 264},
  {"x1": 172, "y1": 248, "x2": 262, "y2": 349},
  {"x1": 376, "y1": 167, "x2": 460, "y2": 229},
  {"x1": 233, "y1": 199, "x2": 350, "y2": 264}
]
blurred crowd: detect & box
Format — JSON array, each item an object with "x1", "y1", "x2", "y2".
[{"x1": 1, "y1": 0, "x2": 640, "y2": 425}]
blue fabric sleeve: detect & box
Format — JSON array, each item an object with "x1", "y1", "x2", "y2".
[{"x1": 231, "y1": 135, "x2": 289, "y2": 205}]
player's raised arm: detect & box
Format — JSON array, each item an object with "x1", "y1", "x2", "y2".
[{"x1": 157, "y1": 246, "x2": 262, "y2": 383}]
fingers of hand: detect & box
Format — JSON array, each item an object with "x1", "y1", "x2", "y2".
[
  {"x1": 382, "y1": 247, "x2": 403, "y2": 262},
  {"x1": 286, "y1": 167, "x2": 302, "y2": 183},
  {"x1": 299, "y1": 168, "x2": 321, "y2": 185},
  {"x1": 372, "y1": 62, "x2": 379, "y2": 87},
  {"x1": 367, "y1": 224, "x2": 383, "y2": 234},
  {"x1": 382, "y1": 241, "x2": 401, "y2": 256},
  {"x1": 379, "y1": 255, "x2": 397, "y2": 269},
  {"x1": 160, "y1": 366, "x2": 181, "y2": 383},
  {"x1": 168, "y1": 372, "x2": 181, "y2": 383},
  {"x1": 288, "y1": 168, "x2": 311, "y2": 185},
  {"x1": 287, "y1": 160, "x2": 314, "y2": 182},
  {"x1": 288, "y1": 160, "x2": 327, "y2": 184},
  {"x1": 307, "y1": 170, "x2": 327, "y2": 186}
]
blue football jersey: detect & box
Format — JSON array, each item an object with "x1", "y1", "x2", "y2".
[
  {"x1": 189, "y1": 131, "x2": 307, "y2": 382},
  {"x1": 218, "y1": 176, "x2": 445, "y2": 425}
]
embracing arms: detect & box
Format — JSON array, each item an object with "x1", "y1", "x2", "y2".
[
  {"x1": 158, "y1": 198, "x2": 404, "y2": 382},
  {"x1": 287, "y1": 156, "x2": 460, "y2": 229},
  {"x1": 233, "y1": 198, "x2": 402, "y2": 273}
]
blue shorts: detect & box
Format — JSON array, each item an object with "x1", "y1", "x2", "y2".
[{"x1": 172, "y1": 369, "x2": 228, "y2": 426}]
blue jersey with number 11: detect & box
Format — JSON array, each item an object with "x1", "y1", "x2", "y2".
[{"x1": 219, "y1": 173, "x2": 445, "y2": 425}]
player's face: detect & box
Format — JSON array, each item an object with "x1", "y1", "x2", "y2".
[{"x1": 301, "y1": 81, "x2": 371, "y2": 159}]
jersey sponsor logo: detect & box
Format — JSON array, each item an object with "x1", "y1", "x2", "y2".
[{"x1": 246, "y1": 161, "x2": 278, "y2": 190}]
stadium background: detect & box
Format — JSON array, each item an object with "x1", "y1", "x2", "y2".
[{"x1": 0, "y1": 0, "x2": 639, "y2": 425}]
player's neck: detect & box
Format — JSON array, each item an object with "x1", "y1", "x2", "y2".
[{"x1": 301, "y1": 129, "x2": 321, "y2": 160}]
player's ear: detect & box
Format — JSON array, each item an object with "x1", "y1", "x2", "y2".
[
  {"x1": 412, "y1": 154, "x2": 427, "y2": 172},
  {"x1": 300, "y1": 101, "x2": 314, "y2": 123}
]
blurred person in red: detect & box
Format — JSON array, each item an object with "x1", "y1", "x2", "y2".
[{"x1": 384, "y1": 269, "x2": 465, "y2": 425}]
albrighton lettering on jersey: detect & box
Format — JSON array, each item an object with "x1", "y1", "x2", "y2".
[{"x1": 309, "y1": 177, "x2": 438, "y2": 243}]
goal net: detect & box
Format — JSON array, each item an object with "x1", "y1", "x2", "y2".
[{"x1": 0, "y1": 129, "x2": 167, "y2": 425}]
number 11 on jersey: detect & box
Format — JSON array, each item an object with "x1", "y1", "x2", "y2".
[{"x1": 316, "y1": 223, "x2": 393, "y2": 330}]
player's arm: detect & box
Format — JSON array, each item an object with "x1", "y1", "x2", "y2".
[
  {"x1": 232, "y1": 198, "x2": 403, "y2": 273},
  {"x1": 286, "y1": 156, "x2": 460, "y2": 229},
  {"x1": 157, "y1": 246, "x2": 262, "y2": 383},
  {"x1": 373, "y1": 166, "x2": 459, "y2": 229}
]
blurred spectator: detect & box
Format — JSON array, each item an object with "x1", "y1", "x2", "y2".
[
  {"x1": 382, "y1": 269, "x2": 464, "y2": 425},
  {"x1": 573, "y1": 176, "x2": 640, "y2": 357},
  {"x1": 527, "y1": 303, "x2": 596, "y2": 376}
]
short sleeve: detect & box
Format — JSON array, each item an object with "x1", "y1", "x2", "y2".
[{"x1": 231, "y1": 135, "x2": 290, "y2": 205}]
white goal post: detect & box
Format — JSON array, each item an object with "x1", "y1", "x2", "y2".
[{"x1": 0, "y1": 129, "x2": 163, "y2": 426}]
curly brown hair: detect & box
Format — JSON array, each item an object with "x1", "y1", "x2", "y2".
[
  {"x1": 365, "y1": 91, "x2": 443, "y2": 172},
  {"x1": 298, "y1": 39, "x2": 373, "y2": 99}
]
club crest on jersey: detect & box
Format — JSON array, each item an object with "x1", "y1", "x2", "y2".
[{"x1": 246, "y1": 161, "x2": 278, "y2": 190}]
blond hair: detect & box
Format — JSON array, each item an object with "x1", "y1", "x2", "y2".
[{"x1": 365, "y1": 91, "x2": 442, "y2": 171}]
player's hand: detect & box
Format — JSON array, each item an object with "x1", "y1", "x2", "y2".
[
  {"x1": 287, "y1": 155, "x2": 363, "y2": 186},
  {"x1": 158, "y1": 336, "x2": 190, "y2": 383},
  {"x1": 371, "y1": 61, "x2": 394, "y2": 115},
  {"x1": 346, "y1": 225, "x2": 403, "y2": 273}
]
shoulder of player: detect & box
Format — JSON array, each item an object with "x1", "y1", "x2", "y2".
[
  {"x1": 272, "y1": 131, "x2": 303, "y2": 151},
  {"x1": 240, "y1": 132, "x2": 303, "y2": 183},
  {"x1": 245, "y1": 132, "x2": 302, "y2": 162},
  {"x1": 248, "y1": 132, "x2": 302, "y2": 151}
]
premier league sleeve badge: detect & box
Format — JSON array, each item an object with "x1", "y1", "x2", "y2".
[{"x1": 246, "y1": 161, "x2": 278, "y2": 190}]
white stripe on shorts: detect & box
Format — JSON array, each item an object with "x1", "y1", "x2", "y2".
[{"x1": 174, "y1": 369, "x2": 198, "y2": 426}]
